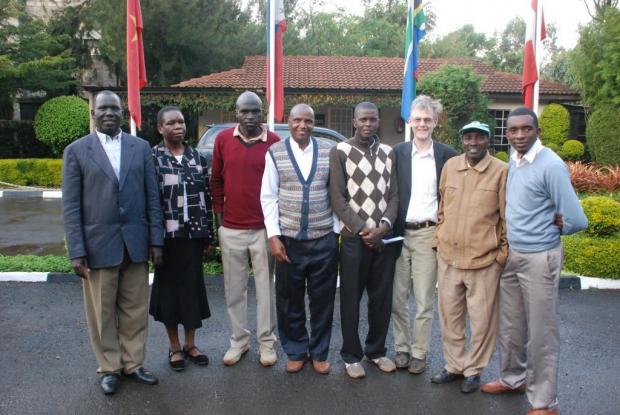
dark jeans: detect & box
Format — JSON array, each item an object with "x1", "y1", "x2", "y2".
[
  {"x1": 339, "y1": 236, "x2": 397, "y2": 363},
  {"x1": 275, "y1": 232, "x2": 338, "y2": 361}
]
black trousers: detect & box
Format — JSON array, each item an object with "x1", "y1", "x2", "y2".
[
  {"x1": 275, "y1": 232, "x2": 338, "y2": 361},
  {"x1": 339, "y1": 235, "x2": 397, "y2": 363}
]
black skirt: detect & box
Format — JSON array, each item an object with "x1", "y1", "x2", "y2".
[{"x1": 150, "y1": 238, "x2": 211, "y2": 329}]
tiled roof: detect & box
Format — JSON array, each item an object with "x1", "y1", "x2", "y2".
[{"x1": 175, "y1": 55, "x2": 575, "y2": 96}]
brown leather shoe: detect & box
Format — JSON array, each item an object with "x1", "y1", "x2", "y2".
[
  {"x1": 481, "y1": 379, "x2": 526, "y2": 394},
  {"x1": 527, "y1": 408, "x2": 558, "y2": 415},
  {"x1": 312, "y1": 360, "x2": 331, "y2": 375},
  {"x1": 286, "y1": 359, "x2": 306, "y2": 373}
]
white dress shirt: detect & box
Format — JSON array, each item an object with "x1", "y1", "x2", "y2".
[
  {"x1": 96, "y1": 130, "x2": 122, "y2": 180},
  {"x1": 261, "y1": 138, "x2": 340, "y2": 238},
  {"x1": 511, "y1": 138, "x2": 544, "y2": 167},
  {"x1": 405, "y1": 140, "x2": 438, "y2": 223}
]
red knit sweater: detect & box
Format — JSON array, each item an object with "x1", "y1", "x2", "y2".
[{"x1": 210, "y1": 127, "x2": 279, "y2": 229}]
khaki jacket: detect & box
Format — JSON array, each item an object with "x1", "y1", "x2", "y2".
[{"x1": 433, "y1": 152, "x2": 508, "y2": 270}]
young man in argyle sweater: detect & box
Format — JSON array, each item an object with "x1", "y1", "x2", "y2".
[{"x1": 329, "y1": 102, "x2": 399, "y2": 379}]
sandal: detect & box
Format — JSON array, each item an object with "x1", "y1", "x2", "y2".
[
  {"x1": 168, "y1": 349, "x2": 185, "y2": 371},
  {"x1": 184, "y1": 345, "x2": 209, "y2": 366}
]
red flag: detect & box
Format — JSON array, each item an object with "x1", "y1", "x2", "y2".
[
  {"x1": 522, "y1": 0, "x2": 546, "y2": 109},
  {"x1": 266, "y1": 0, "x2": 286, "y2": 122},
  {"x1": 126, "y1": 0, "x2": 147, "y2": 129}
]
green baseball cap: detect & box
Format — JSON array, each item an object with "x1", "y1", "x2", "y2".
[{"x1": 459, "y1": 121, "x2": 490, "y2": 136}]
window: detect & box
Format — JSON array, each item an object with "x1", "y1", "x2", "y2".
[
  {"x1": 490, "y1": 109, "x2": 511, "y2": 153},
  {"x1": 328, "y1": 107, "x2": 353, "y2": 138}
]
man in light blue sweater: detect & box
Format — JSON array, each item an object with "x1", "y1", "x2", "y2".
[{"x1": 481, "y1": 107, "x2": 588, "y2": 415}]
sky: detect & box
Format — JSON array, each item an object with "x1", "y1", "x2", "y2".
[{"x1": 321, "y1": 0, "x2": 593, "y2": 50}]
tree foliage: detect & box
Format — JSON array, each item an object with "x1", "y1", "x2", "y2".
[
  {"x1": 571, "y1": 7, "x2": 620, "y2": 108},
  {"x1": 0, "y1": 0, "x2": 78, "y2": 112},
  {"x1": 417, "y1": 65, "x2": 490, "y2": 150},
  {"x1": 585, "y1": 104, "x2": 620, "y2": 165}
]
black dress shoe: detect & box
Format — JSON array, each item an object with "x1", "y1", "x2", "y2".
[
  {"x1": 124, "y1": 367, "x2": 158, "y2": 385},
  {"x1": 431, "y1": 368, "x2": 463, "y2": 384},
  {"x1": 461, "y1": 375, "x2": 481, "y2": 393},
  {"x1": 184, "y1": 346, "x2": 209, "y2": 366},
  {"x1": 100, "y1": 373, "x2": 120, "y2": 395}
]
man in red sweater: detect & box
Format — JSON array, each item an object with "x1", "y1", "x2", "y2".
[{"x1": 211, "y1": 91, "x2": 280, "y2": 366}]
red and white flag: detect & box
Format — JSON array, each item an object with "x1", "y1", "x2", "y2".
[
  {"x1": 126, "y1": 0, "x2": 147, "y2": 130},
  {"x1": 266, "y1": 0, "x2": 286, "y2": 124},
  {"x1": 522, "y1": 0, "x2": 546, "y2": 110}
]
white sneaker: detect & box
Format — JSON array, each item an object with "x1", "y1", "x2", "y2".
[
  {"x1": 259, "y1": 346, "x2": 277, "y2": 367},
  {"x1": 345, "y1": 362, "x2": 366, "y2": 379},
  {"x1": 222, "y1": 345, "x2": 250, "y2": 366}
]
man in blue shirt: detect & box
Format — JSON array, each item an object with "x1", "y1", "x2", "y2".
[{"x1": 481, "y1": 107, "x2": 588, "y2": 415}]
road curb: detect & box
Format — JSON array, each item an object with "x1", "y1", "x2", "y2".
[
  {"x1": 0, "y1": 272, "x2": 618, "y2": 289},
  {"x1": 0, "y1": 190, "x2": 62, "y2": 198}
]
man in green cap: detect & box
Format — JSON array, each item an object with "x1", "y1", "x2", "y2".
[{"x1": 429, "y1": 121, "x2": 508, "y2": 393}]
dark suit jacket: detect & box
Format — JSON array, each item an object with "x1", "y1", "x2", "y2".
[
  {"x1": 62, "y1": 132, "x2": 164, "y2": 269},
  {"x1": 392, "y1": 140, "x2": 458, "y2": 240}
]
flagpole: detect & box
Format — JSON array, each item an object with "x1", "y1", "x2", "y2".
[
  {"x1": 130, "y1": 118, "x2": 136, "y2": 136},
  {"x1": 533, "y1": 0, "x2": 543, "y2": 114},
  {"x1": 268, "y1": 0, "x2": 276, "y2": 132}
]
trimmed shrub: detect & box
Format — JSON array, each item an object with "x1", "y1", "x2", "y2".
[
  {"x1": 580, "y1": 196, "x2": 620, "y2": 237},
  {"x1": 34, "y1": 96, "x2": 89, "y2": 156},
  {"x1": 562, "y1": 139, "x2": 585, "y2": 161},
  {"x1": 495, "y1": 151, "x2": 508, "y2": 162},
  {"x1": 586, "y1": 104, "x2": 620, "y2": 165},
  {"x1": 539, "y1": 103, "x2": 570, "y2": 147},
  {"x1": 0, "y1": 159, "x2": 62, "y2": 187},
  {"x1": 562, "y1": 235, "x2": 620, "y2": 279},
  {"x1": 0, "y1": 120, "x2": 54, "y2": 158}
]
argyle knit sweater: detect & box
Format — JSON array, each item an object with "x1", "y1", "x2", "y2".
[
  {"x1": 329, "y1": 136, "x2": 399, "y2": 238},
  {"x1": 210, "y1": 127, "x2": 280, "y2": 229}
]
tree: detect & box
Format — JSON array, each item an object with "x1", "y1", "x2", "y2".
[
  {"x1": 418, "y1": 65, "x2": 490, "y2": 149},
  {"x1": 584, "y1": 0, "x2": 619, "y2": 21},
  {"x1": 0, "y1": 0, "x2": 79, "y2": 117},
  {"x1": 421, "y1": 25, "x2": 491, "y2": 58},
  {"x1": 570, "y1": 7, "x2": 620, "y2": 108}
]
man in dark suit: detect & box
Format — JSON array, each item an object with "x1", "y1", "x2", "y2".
[
  {"x1": 391, "y1": 95, "x2": 458, "y2": 375},
  {"x1": 62, "y1": 90, "x2": 164, "y2": 395}
]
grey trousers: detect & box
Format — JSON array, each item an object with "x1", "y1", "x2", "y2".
[{"x1": 498, "y1": 244, "x2": 563, "y2": 410}]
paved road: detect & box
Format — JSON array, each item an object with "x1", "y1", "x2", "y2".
[
  {"x1": 0, "y1": 279, "x2": 619, "y2": 415},
  {"x1": 0, "y1": 198, "x2": 64, "y2": 255}
]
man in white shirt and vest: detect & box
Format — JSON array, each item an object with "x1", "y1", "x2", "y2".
[
  {"x1": 391, "y1": 95, "x2": 458, "y2": 374},
  {"x1": 261, "y1": 104, "x2": 339, "y2": 375}
]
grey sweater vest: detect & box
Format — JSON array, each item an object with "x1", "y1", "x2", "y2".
[{"x1": 268, "y1": 137, "x2": 333, "y2": 240}]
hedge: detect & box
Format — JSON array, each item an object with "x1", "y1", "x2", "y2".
[
  {"x1": 540, "y1": 103, "x2": 570, "y2": 147},
  {"x1": 586, "y1": 104, "x2": 620, "y2": 165},
  {"x1": 580, "y1": 195, "x2": 620, "y2": 236},
  {"x1": 0, "y1": 120, "x2": 54, "y2": 158},
  {"x1": 562, "y1": 139, "x2": 585, "y2": 161},
  {"x1": 495, "y1": 151, "x2": 508, "y2": 162},
  {"x1": 0, "y1": 254, "x2": 223, "y2": 275},
  {"x1": 562, "y1": 235, "x2": 620, "y2": 280},
  {"x1": 0, "y1": 159, "x2": 62, "y2": 187}
]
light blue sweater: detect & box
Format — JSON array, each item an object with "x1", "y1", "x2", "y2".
[{"x1": 506, "y1": 148, "x2": 588, "y2": 253}]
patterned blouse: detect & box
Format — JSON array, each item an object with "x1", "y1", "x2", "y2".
[{"x1": 152, "y1": 142, "x2": 214, "y2": 242}]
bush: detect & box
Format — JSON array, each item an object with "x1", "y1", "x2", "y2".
[
  {"x1": 0, "y1": 120, "x2": 54, "y2": 158},
  {"x1": 0, "y1": 159, "x2": 62, "y2": 187},
  {"x1": 562, "y1": 235, "x2": 620, "y2": 279},
  {"x1": 495, "y1": 151, "x2": 508, "y2": 162},
  {"x1": 567, "y1": 161, "x2": 620, "y2": 193},
  {"x1": 580, "y1": 195, "x2": 620, "y2": 236},
  {"x1": 34, "y1": 96, "x2": 89, "y2": 156},
  {"x1": 562, "y1": 139, "x2": 585, "y2": 161},
  {"x1": 539, "y1": 103, "x2": 570, "y2": 147},
  {"x1": 586, "y1": 104, "x2": 620, "y2": 165}
]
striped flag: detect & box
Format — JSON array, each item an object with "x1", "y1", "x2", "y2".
[
  {"x1": 126, "y1": 0, "x2": 147, "y2": 130},
  {"x1": 522, "y1": 0, "x2": 546, "y2": 110},
  {"x1": 401, "y1": 0, "x2": 426, "y2": 122},
  {"x1": 266, "y1": 0, "x2": 286, "y2": 124}
]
